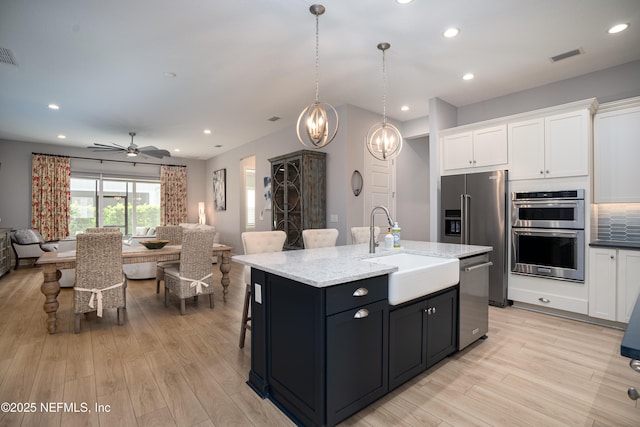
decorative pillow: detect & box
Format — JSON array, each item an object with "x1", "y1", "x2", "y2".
[
  {"x1": 14, "y1": 229, "x2": 44, "y2": 244},
  {"x1": 146, "y1": 227, "x2": 156, "y2": 236},
  {"x1": 135, "y1": 226, "x2": 149, "y2": 236},
  {"x1": 40, "y1": 242, "x2": 59, "y2": 252}
]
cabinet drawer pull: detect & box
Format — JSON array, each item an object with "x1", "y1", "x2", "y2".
[
  {"x1": 352, "y1": 287, "x2": 369, "y2": 297},
  {"x1": 538, "y1": 297, "x2": 551, "y2": 304},
  {"x1": 354, "y1": 309, "x2": 369, "y2": 319}
]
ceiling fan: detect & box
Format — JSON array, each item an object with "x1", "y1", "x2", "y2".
[{"x1": 88, "y1": 132, "x2": 171, "y2": 159}]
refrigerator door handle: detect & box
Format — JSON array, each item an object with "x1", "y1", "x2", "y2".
[{"x1": 461, "y1": 194, "x2": 471, "y2": 245}]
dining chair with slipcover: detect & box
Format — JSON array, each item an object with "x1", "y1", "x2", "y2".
[
  {"x1": 163, "y1": 228, "x2": 216, "y2": 315},
  {"x1": 85, "y1": 227, "x2": 121, "y2": 233},
  {"x1": 155, "y1": 225, "x2": 183, "y2": 293},
  {"x1": 73, "y1": 231, "x2": 126, "y2": 333}
]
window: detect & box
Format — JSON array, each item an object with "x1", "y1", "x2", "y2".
[
  {"x1": 245, "y1": 168, "x2": 256, "y2": 229},
  {"x1": 69, "y1": 175, "x2": 160, "y2": 236},
  {"x1": 240, "y1": 155, "x2": 256, "y2": 231}
]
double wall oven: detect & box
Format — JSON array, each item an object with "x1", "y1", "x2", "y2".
[{"x1": 511, "y1": 190, "x2": 585, "y2": 282}]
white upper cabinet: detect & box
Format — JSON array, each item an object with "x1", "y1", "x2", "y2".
[
  {"x1": 508, "y1": 118, "x2": 545, "y2": 180},
  {"x1": 594, "y1": 98, "x2": 640, "y2": 203},
  {"x1": 510, "y1": 109, "x2": 590, "y2": 180},
  {"x1": 442, "y1": 131, "x2": 473, "y2": 171},
  {"x1": 439, "y1": 99, "x2": 596, "y2": 179},
  {"x1": 442, "y1": 124, "x2": 507, "y2": 172},
  {"x1": 545, "y1": 110, "x2": 590, "y2": 178}
]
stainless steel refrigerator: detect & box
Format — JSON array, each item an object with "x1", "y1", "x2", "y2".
[{"x1": 440, "y1": 170, "x2": 509, "y2": 307}]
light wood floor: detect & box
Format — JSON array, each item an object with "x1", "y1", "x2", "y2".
[{"x1": 0, "y1": 263, "x2": 638, "y2": 427}]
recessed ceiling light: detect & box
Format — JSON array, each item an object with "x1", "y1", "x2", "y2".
[
  {"x1": 48, "y1": 104, "x2": 59, "y2": 110},
  {"x1": 443, "y1": 28, "x2": 460, "y2": 38},
  {"x1": 57, "y1": 134, "x2": 66, "y2": 139},
  {"x1": 608, "y1": 23, "x2": 629, "y2": 34},
  {"x1": 462, "y1": 73, "x2": 475, "y2": 81},
  {"x1": 401, "y1": 105, "x2": 410, "y2": 112},
  {"x1": 204, "y1": 129, "x2": 212, "y2": 134},
  {"x1": 174, "y1": 148, "x2": 180, "y2": 152},
  {"x1": 395, "y1": 0, "x2": 413, "y2": 4}
]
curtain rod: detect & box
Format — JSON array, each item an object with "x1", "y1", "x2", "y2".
[{"x1": 31, "y1": 152, "x2": 186, "y2": 168}]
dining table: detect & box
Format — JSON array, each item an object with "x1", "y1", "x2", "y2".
[{"x1": 36, "y1": 243, "x2": 233, "y2": 334}]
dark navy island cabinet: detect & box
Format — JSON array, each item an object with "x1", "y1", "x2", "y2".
[
  {"x1": 388, "y1": 286, "x2": 458, "y2": 391},
  {"x1": 248, "y1": 268, "x2": 459, "y2": 427},
  {"x1": 249, "y1": 269, "x2": 389, "y2": 427}
]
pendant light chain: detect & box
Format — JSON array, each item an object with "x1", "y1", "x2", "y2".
[
  {"x1": 314, "y1": 12, "x2": 320, "y2": 104},
  {"x1": 382, "y1": 47, "x2": 387, "y2": 125}
]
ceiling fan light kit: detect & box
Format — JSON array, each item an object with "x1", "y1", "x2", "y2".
[{"x1": 88, "y1": 132, "x2": 172, "y2": 159}]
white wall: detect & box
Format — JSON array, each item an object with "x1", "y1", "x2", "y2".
[
  {"x1": 205, "y1": 104, "x2": 426, "y2": 253},
  {"x1": 0, "y1": 139, "x2": 207, "y2": 230},
  {"x1": 395, "y1": 136, "x2": 430, "y2": 241},
  {"x1": 457, "y1": 60, "x2": 640, "y2": 126}
]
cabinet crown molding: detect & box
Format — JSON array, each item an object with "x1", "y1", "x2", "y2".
[
  {"x1": 440, "y1": 98, "x2": 598, "y2": 136},
  {"x1": 596, "y1": 95, "x2": 640, "y2": 114}
]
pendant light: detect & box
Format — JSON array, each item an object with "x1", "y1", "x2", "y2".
[
  {"x1": 366, "y1": 42, "x2": 403, "y2": 161},
  {"x1": 296, "y1": 4, "x2": 339, "y2": 149}
]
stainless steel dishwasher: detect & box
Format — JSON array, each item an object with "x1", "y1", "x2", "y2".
[{"x1": 459, "y1": 253, "x2": 492, "y2": 350}]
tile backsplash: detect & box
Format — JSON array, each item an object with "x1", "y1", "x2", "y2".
[{"x1": 596, "y1": 204, "x2": 640, "y2": 243}]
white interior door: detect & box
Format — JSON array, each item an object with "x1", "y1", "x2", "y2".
[{"x1": 363, "y1": 154, "x2": 396, "y2": 236}]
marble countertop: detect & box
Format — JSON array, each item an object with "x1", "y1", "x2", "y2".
[{"x1": 232, "y1": 240, "x2": 492, "y2": 288}]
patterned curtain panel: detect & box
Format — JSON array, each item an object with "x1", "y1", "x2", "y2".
[
  {"x1": 31, "y1": 154, "x2": 71, "y2": 240},
  {"x1": 160, "y1": 165, "x2": 188, "y2": 225}
]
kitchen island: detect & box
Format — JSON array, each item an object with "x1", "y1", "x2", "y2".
[{"x1": 233, "y1": 240, "x2": 492, "y2": 427}]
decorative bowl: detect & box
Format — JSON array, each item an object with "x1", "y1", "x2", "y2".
[{"x1": 140, "y1": 240, "x2": 170, "y2": 250}]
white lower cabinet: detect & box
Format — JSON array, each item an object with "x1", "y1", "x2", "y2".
[
  {"x1": 588, "y1": 248, "x2": 617, "y2": 321},
  {"x1": 589, "y1": 248, "x2": 640, "y2": 323},
  {"x1": 617, "y1": 250, "x2": 640, "y2": 323}
]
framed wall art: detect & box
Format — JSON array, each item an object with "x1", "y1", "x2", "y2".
[{"x1": 213, "y1": 168, "x2": 226, "y2": 211}]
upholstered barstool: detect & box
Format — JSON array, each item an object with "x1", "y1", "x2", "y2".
[
  {"x1": 350, "y1": 226, "x2": 380, "y2": 245},
  {"x1": 239, "y1": 230, "x2": 286, "y2": 348},
  {"x1": 302, "y1": 228, "x2": 339, "y2": 249}
]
